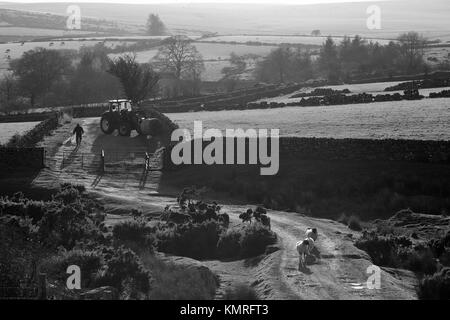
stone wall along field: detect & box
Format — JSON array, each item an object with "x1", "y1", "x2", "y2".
[{"x1": 0, "y1": 147, "x2": 45, "y2": 169}]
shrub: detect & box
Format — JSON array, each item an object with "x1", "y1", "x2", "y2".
[
  {"x1": 418, "y1": 267, "x2": 450, "y2": 300},
  {"x1": 37, "y1": 203, "x2": 102, "y2": 249},
  {"x1": 0, "y1": 216, "x2": 40, "y2": 289},
  {"x1": 217, "y1": 228, "x2": 242, "y2": 259},
  {"x1": 156, "y1": 220, "x2": 222, "y2": 259},
  {"x1": 356, "y1": 231, "x2": 438, "y2": 274},
  {"x1": 54, "y1": 186, "x2": 81, "y2": 204},
  {"x1": 112, "y1": 219, "x2": 154, "y2": 253},
  {"x1": 39, "y1": 249, "x2": 103, "y2": 288},
  {"x1": 348, "y1": 215, "x2": 363, "y2": 231},
  {"x1": 95, "y1": 246, "x2": 151, "y2": 298},
  {"x1": 355, "y1": 232, "x2": 405, "y2": 267},
  {"x1": 240, "y1": 222, "x2": 277, "y2": 258},
  {"x1": 405, "y1": 247, "x2": 437, "y2": 275},
  {"x1": 223, "y1": 283, "x2": 259, "y2": 300}
]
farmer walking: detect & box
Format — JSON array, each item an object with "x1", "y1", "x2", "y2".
[{"x1": 73, "y1": 123, "x2": 84, "y2": 147}]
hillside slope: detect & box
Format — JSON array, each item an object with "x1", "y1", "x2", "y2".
[{"x1": 31, "y1": 116, "x2": 419, "y2": 300}]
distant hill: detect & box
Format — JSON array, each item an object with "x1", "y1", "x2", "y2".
[
  {"x1": 0, "y1": 0, "x2": 449, "y2": 39},
  {"x1": 0, "y1": 7, "x2": 139, "y2": 40}
]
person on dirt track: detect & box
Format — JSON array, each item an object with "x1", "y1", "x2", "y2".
[{"x1": 73, "y1": 124, "x2": 84, "y2": 147}]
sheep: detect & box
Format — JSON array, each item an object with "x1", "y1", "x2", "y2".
[
  {"x1": 260, "y1": 214, "x2": 271, "y2": 229},
  {"x1": 305, "y1": 228, "x2": 318, "y2": 241},
  {"x1": 239, "y1": 209, "x2": 253, "y2": 224},
  {"x1": 296, "y1": 237, "x2": 315, "y2": 269}
]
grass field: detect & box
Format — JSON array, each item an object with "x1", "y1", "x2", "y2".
[
  {"x1": 0, "y1": 121, "x2": 40, "y2": 145},
  {"x1": 168, "y1": 98, "x2": 450, "y2": 141},
  {"x1": 108, "y1": 42, "x2": 277, "y2": 81}
]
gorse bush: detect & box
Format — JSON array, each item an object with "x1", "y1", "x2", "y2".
[
  {"x1": 0, "y1": 215, "x2": 40, "y2": 290},
  {"x1": 96, "y1": 246, "x2": 151, "y2": 299},
  {"x1": 240, "y1": 222, "x2": 277, "y2": 258},
  {"x1": 156, "y1": 220, "x2": 222, "y2": 259},
  {"x1": 54, "y1": 185, "x2": 81, "y2": 204},
  {"x1": 112, "y1": 219, "x2": 155, "y2": 253},
  {"x1": 217, "y1": 228, "x2": 242, "y2": 258},
  {"x1": 217, "y1": 222, "x2": 277, "y2": 259},
  {"x1": 347, "y1": 215, "x2": 363, "y2": 231},
  {"x1": 355, "y1": 230, "x2": 442, "y2": 275},
  {"x1": 40, "y1": 245, "x2": 152, "y2": 298},
  {"x1": 39, "y1": 249, "x2": 103, "y2": 288},
  {"x1": 418, "y1": 267, "x2": 450, "y2": 300}
]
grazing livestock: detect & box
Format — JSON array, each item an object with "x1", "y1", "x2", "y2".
[
  {"x1": 260, "y1": 214, "x2": 271, "y2": 229},
  {"x1": 239, "y1": 209, "x2": 253, "y2": 224},
  {"x1": 296, "y1": 238, "x2": 315, "y2": 269},
  {"x1": 305, "y1": 228, "x2": 318, "y2": 241}
]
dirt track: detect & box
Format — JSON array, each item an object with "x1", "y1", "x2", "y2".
[{"x1": 33, "y1": 117, "x2": 418, "y2": 300}]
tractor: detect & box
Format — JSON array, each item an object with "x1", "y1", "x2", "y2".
[{"x1": 100, "y1": 99, "x2": 163, "y2": 137}]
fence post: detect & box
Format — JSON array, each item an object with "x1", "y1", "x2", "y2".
[
  {"x1": 37, "y1": 273, "x2": 47, "y2": 300},
  {"x1": 100, "y1": 149, "x2": 105, "y2": 173},
  {"x1": 145, "y1": 152, "x2": 149, "y2": 170}
]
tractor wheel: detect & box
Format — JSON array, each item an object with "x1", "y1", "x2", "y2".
[
  {"x1": 100, "y1": 114, "x2": 115, "y2": 134},
  {"x1": 118, "y1": 122, "x2": 131, "y2": 137}
]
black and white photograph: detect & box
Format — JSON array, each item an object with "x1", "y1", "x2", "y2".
[{"x1": 0, "y1": 0, "x2": 449, "y2": 308}]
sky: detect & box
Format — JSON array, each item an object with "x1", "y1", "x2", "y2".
[{"x1": 0, "y1": 0, "x2": 390, "y2": 4}]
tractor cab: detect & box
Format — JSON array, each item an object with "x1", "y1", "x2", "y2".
[{"x1": 108, "y1": 99, "x2": 132, "y2": 113}]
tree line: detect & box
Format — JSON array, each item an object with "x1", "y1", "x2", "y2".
[
  {"x1": 254, "y1": 31, "x2": 441, "y2": 84},
  {"x1": 0, "y1": 36, "x2": 205, "y2": 112}
]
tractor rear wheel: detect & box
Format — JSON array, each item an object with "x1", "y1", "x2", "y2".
[
  {"x1": 118, "y1": 122, "x2": 131, "y2": 137},
  {"x1": 100, "y1": 114, "x2": 115, "y2": 134}
]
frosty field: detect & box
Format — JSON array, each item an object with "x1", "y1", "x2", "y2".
[
  {"x1": 168, "y1": 98, "x2": 450, "y2": 141},
  {"x1": 0, "y1": 121, "x2": 40, "y2": 145}
]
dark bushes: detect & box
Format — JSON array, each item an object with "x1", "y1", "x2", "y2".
[
  {"x1": 112, "y1": 219, "x2": 155, "y2": 253},
  {"x1": 95, "y1": 246, "x2": 151, "y2": 297},
  {"x1": 156, "y1": 220, "x2": 222, "y2": 260},
  {"x1": 40, "y1": 246, "x2": 152, "y2": 298},
  {"x1": 418, "y1": 267, "x2": 450, "y2": 300},
  {"x1": 240, "y1": 223, "x2": 277, "y2": 258},
  {"x1": 348, "y1": 215, "x2": 363, "y2": 231},
  {"x1": 217, "y1": 222, "x2": 277, "y2": 259},
  {"x1": 355, "y1": 231, "x2": 439, "y2": 274},
  {"x1": 39, "y1": 249, "x2": 103, "y2": 288},
  {"x1": 217, "y1": 228, "x2": 242, "y2": 258}
]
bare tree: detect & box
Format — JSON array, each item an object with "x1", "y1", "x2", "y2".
[
  {"x1": 397, "y1": 31, "x2": 426, "y2": 74},
  {"x1": 155, "y1": 36, "x2": 204, "y2": 80},
  {"x1": 154, "y1": 36, "x2": 204, "y2": 96},
  {"x1": 108, "y1": 53, "x2": 160, "y2": 104}
]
